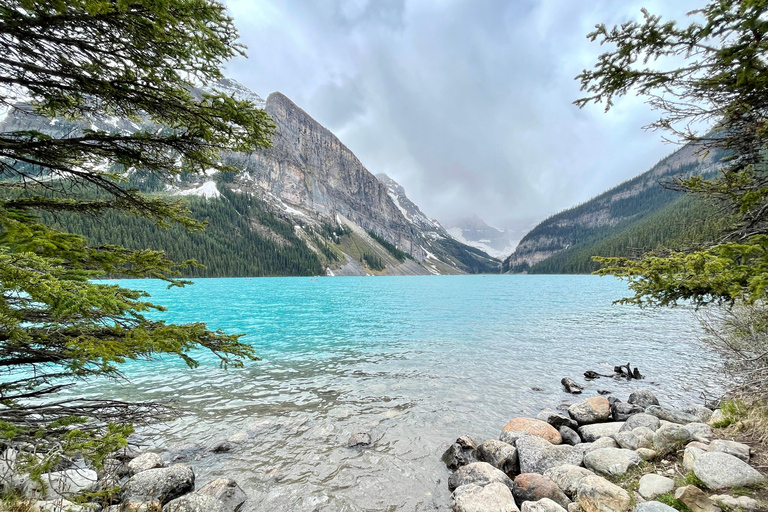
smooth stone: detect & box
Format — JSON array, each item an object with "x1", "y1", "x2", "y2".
[
  {"x1": 198, "y1": 478, "x2": 247, "y2": 512},
  {"x1": 583, "y1": 448, "x2": 641, "y2": 477},
  {"x1": 674, "y1": 485, "x2": 722, "y2": 512},
  {"x1": 559, "y1": 426, "x2": 581, "y2": 446},
  {"x1": 562, "y1": 378, "x2": 585, "y2": 394},
  {"x1": 610, "y1": 401, "x2": 645, "y2": 422},
  {"x1": 348, "y1": 432, "x2": 372, "y2": 447},
  {"x1": 684, "y1": 423, "x2": 714, "y2": 441},
  {"x1": 652, "y1": 424, "x2": 691, "y2": 454},
  {"x1": 537, "y1": 409, "x2": 579, "y2": 431},
  {"x1": 543, "y1": 465, "x2": 595, "y2": 499},
  {"x1": 578, "y1": 423, "x2": 623, "y2": 442},
  {"x1": 687, "y1": 441, "x2": 710, "y2": 451},
  {"x1": 708, "y1": 410, "x2": 725, "y2": 426},
  {"x1": 451, "y1": 482, "x2": 519, "y2": 512},
  {"x1": 636, "y1": 448, "x2": 657, "y2": 461},
  {"x1": 33, "y1": 499, "x2": 97, "y2": 512},
  {"x1": 627, "y1": 389, "x2": 660, "y2": 409},
  {"x1": 612, "y1": 426, "x2": 654, "y2": 450},
  {"x1": 476, "y1": 439, "x2": 518, "y2": 475},
  {"x1": 575, "y1": 475, "x2": 630, "y2": 512},
  {"x1": 693, "y1": 451, "x2": 766, "y2": 489},
  {"x1": 515, "y1": 436, "x2": 584, "y2": 475},
  {"x1": 227, "y1": 432, "x2": 248, "y2": 443},
  {"x1": 709, "y1": 494, "x2": 759, "y2": 510},
  {"x1": 646, "y1": 405, "x2": 712, "y2": 425},
  {"x1": 128, "y1": 453, "x2": 164, "y2": 475},
  {"x1": 683, "y1": 446, "x2": 704, "y2": 471},
  {"x1": 162, "y1": 493, "x2": 226, "y2": 512},
  {"x1": 502, "y1": 418, "x2": 562, "y2": 446},
  {"x1": 122, "y1": 464, "x2": 195, "y2": 505},
  {"x1": 39, "y1": 468, "x2": 98, "y2": 499},
  {"x1": 635, "y1": 503, "x2": 679, "y2": 512},
  {"x1": 707, "y1": 439, "x2": 750, "y2": 462},
  {"x1": 638, "y1": 474, "x2": 674, "y2": 500},
  {"x1": 620, "y1": 413, "x2": 660, "y2": 432},
  {"x1": 521, "y1": 498, "x2": 567, "y2": 512},
  {"x1": 448, "y1": 462, "x2": 514, "y2": 492},
  {"x1": 585, "y1": 437, "x2": 619, "y2": 453},
  {"x1": 568, "y1": 398, "x2": 611, "y2": 425},
  {"x1": 513, "y1": 473, "x2": 571, "y2": 509}
]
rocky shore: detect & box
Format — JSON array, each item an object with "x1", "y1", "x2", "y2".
[{"x1": 441, "y1": 389, "x2": 765, "y2": 512}]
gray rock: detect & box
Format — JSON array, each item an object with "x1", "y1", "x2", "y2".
[
  {"x1": 610, "y1": 401, "x2": 645, "y2": 422},
  {"x1": 448, "y1": 462, "x2": 514, "y2": 492},
  {"x1": 515, "y1": 437, "x2": 583, "y2": 475},
  {"x1": 683, "y1": 445, "x2": 704, "y2": 472},
  {"x1": 162, "y1": 493, "x2": 227, "y2": 512},
  {"x1": 537, "y1": 409, "x2": 579, "y2": 431},
  {"x1": 348, "y1": 432, "x2": 372, "y2": 448},
  {"x1": 209, "y1": 441, "x2": 233, "y2": 454},
  {"x1": 568, "y1": 398, "x2": 611, "y2": 425},
  {"x1": 198, "y1": 478, "x2": 247, "y2": 512},
  {"x1": 562, "y1": 378, "x2": 584, "y2": 394},
  {"x1": 583, "y1": 448, "x2": 641, "y2": 476},
  {"x1": 684, "y1": 422, "x2": 714, "y2": 442},
  {"x1": 33, "y1": 498, "x2": 99, "y2": 512},
  {"x1": 674, "y1": 485, "x2": 722, "y2": 512},
  {"x1": 636, "y1": 448, "x2": 657, "y2": 461},
  {"x1": 628, "y1": 389, "x2": 660, "y2": 409},
  {"x1": 443, "y1": 436, "x2": 478, "y2": 470},
  {"x1": 559, "y1": 426, "x2": 581, "y2": 446},
  {"x1": 575, "y1": 475, "x2": 630, "y2": 512},
  {"x1": 451, "y1": 482, "x2": 519, "y2": 512},
  {"x1": 513, "y1": 473, "x2": 571, "y2": 509},
  {"x1": 612, "y1": 426, "x2": 654, "y2": 451},
  {"x1": 638, "y1": 474, "x2": 674, "y2": 500},
  {"x1": 521, "y1": 498, "x2": 567, "y2": 512},
  {"x1": 635, "y1": 503, "x2": 679, "y2": 512},
  {"x1": 543, "y1": 465, "x2": 595, "y2": 498},
  {"x1": 707, "y1": 439, "x2": 750, "y2": 462},
  {"x1": 709, "y1": 494, "x2": 759, "y2": 511},
  {"x1": 39, "y1": 467, "x2": 98, "y2": 500},
  {"x1": 476, "y1": 439, "x2": 518, "y2": 475},
  {"x1": 577, "y1": 422, "x2": 623, "y2": 442},
  {"x1": 585, "y1": 437, "x2": 619, "y2": 453},
  {"x1": 652, "y1": 424, "x2": 691, "y2": 454},
  {"x1": 122, "y1": 464, "x2": 195, "y2": 505},
  {"x1": 620, "y1": 413, "x2": 660, "y2": 433},
  {"x1": 692, "y1": 451, "x2": 766, "y2": 489},
  {"x1": 128, "y1": 453, "x2": 164, "y2": 475},
  {"x1": 646, "y1": 405, "x2": 712, "y2": 425}
]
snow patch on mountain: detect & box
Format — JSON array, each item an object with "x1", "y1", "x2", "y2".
[{"x1": 174, "y1": 180, "x2": 220, "y2": 199}]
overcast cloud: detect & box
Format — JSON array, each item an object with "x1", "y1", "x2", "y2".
[{"x1": 223, "y1": 0, "x2": 703, "y2": 229}]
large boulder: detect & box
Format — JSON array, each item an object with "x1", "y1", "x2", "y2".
[
  {"x1": 198, "y1": 478, "x2": 247, "y2": 512},
  {"x1": 620, "y1": 413, "x2": 660, "y2": 432},
  {"x1": 674, "y1": 485, "x2": 721, "y2": 512},
  {"x1": 559, "y1": 426, "x2": 580, "y2": 446},
  {"x1": 521, "y1": 498, "x2": 567, "y2": 512},
  {"x1": 448, "y1": 462, "x2": 514, "y2": 492},
  {"x1": 707, "y1": 439, "x2": 750, "y2": 462},
  {"x1": 128, "y1": 453, "x2": 164, "y2": 475},
  {"x1": 612, "y1": 426, "x2": 654, "y2": 451},
  {"x1": 583, "y1": 448, "x2": 641, "y2": 477},
  {"x1": 575, "y1": 475, "x2": 630, "y2": 512},
  {"x1": 684, "y1": 423, "x2": 714, "y2": 442},
  {"x1": 122, "y1": 464, "x2": 195, "y2": 505},
  {"x1": 652, "y1": 424, "x2": 691, "y2": 454},
  {"x1": 476, "y1": 439, "x2": 518, "y2": 475},
  {"x1": 501, "y1": 418, "x2": 562, "y2": 446},
  {"x1": 443, "y1": 436, "x2": 478, "y2": 470},
  {"x1": 39, "y1": 467, "x2": 98, "y2": 500},
  {"x1": 162, "y1": 493, "x2": 226, "y2": 512},
  {"x1": 578, "y1": 423, "x2": 623, "y2": 442},
  {"x1": 638, "y1": 474, "x2": 674, "y2": 500},
  {"x1": 610, "y1": 401, "x2": 645, "y2": 422},
  {"x1": 627, "y1": 389, "x2": 659, "y2": 409},
  {"x1": 692, "y1": 451, "x2": 766, "y2": 490},
  {"x1": 451, "y1": 482, "x2": 519, "y2": 512},
  {"x1": 635, "y1": 503, "x2": 679, "y2": 512},
  {"x1": 515, "y1": 436, "x2": 583, "y2": 475},
  {"x1": 512, "y1": 473, "x2": 571, "y2": 509},
  {"x1": 646, "y1": 405, "x2": 712, "y2": 425},
  {"x1": 568, "y1": 398, "x2": 611, "y2": 425},
  {"x1": 536, "y1": 409, "x2": 579, "y2": 431},
  {"x1": 543, "y1": 465, "x2": 595, "y2": 498},
  {"x1": 683, "y1": 445, "x2": 704, "y2": 472}
]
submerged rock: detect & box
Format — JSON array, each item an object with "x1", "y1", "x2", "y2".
[{"x1": 442, "y1": 435, "x2": 477, "y2": 470}]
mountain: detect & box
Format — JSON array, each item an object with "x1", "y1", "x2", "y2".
[
  {"x1": 443, "y1": 215, "x2": 518, "y2": 259},
  {"x1": 2, "y1": 80, "x2": 499, "y2": 276},
  {"x1": 503, "y1": 142, "x2": 727, "y2": 274}
]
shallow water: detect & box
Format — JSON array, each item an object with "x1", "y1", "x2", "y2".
[{"x1": 76, "y1": 275, "x2": 723, "y2": 511}]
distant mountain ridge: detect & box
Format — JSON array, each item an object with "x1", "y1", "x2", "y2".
[{"x1": 444, "y1": 215, "x2": 518, "y2": 259}]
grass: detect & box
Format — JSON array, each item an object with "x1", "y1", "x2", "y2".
[
  {"x1": 675, "y1": 470, "x2": 707, "y2": 489},
  {"x1": 657, "y1": 492, "x2": 692, "y2": 511}
]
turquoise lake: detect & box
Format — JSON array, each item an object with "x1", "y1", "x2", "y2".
[{"x1": 79, "y1": 275, "x2": 723, "y2": 511}]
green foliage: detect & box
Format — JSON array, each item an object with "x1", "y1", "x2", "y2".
[
  {"x1": 367, "y1": 230, "x2": 410, "y2": 262},
  {"x1": 679, "y1": 470, "x2": 708, "y2": 489},
  {"x1": 362, "y1": 252, "x2": 385, "y2": 271},
  {"x1": 657, "y1": 493, "x2": 692, "y2": 512},
  {"x1": 0, "y1": 0, "x2": 272, "y2": 471},
  {"x1": 432, "y1": 237, "x2": 501, "y2": 274}
]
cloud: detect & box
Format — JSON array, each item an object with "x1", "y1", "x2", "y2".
[{"x1": 223, "y1": 0, "x2": 704, "y2": 227}]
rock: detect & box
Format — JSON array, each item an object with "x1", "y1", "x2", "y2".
[
  {"x1": 567, "y1": 504, "x2": 581, "y2": 512},
  {"x1": 513, "y1": 473, "x2": 571, "y2": 509},
  {"x1": 627, "y1": 389, "x2": 660, "y2": 409},
  {"x1": 585, "y1": 437, "x2": 619, "y2": 452},
  {"x1": 583, "y1": 448, "x2": 641, "y2": 477},
  {"x1": 39, "y1": 467, "x2": 98, "y2": 499},
  {"x1": 692, "y1": 451, "x2": 766, "y2": 489},
  {"x1": 501, "y1": 418, "x2": 562, "y2": 446},
  {"x1": 674, "y1": 485, "x2": 722, "y2": 512},
  {"x1": 568, "y1": 398, "x2": 611, "y2": 425},
  {"x1": 619, "y1": 413, "x2": 660, "y2": 433},
  {"x1": 637, "y1": 474, "x2": 674, "y2": 500},
  {"x1": 543, "y1": 465, "x2": 595, "y2": 499},
  {"x1": 646, "y1": 405, "x2": 712, "y2": 425},
  {"x1": 448, "y1": 462, "x2": 514, "y2": 492},
  {"x1": 652, "y1": 424, "x2": 691, "y2": 454},
  {"x1": 128, "y1": 453, "x2": 165, "y2": 475},
  {"x1": 635, "y1": 448, "x2": 657, "y2": 461},
  {"x1": 559, "y1": 426, "x2": 581, "y2": 446},
  {"x1": 33, "y1": 498, "x2": 99, "y2": 512},
  {"x1": 684, "y1": 423, "x2": 714, "y2": 442},
  {"x1": 227, "y1": 432, "x2": 248, "y2": 444},
  {"x1": 687, "y1": 441, "x2": 709, "y2": 451},
  {"x1": 575, "y1": 475, "x2": 630, "y2": 512},
  {"x1": 612, "y1": 426, "x2": 654, "y2": 451},
  {"x1": 683, "y1": 445, "x2": 704, "y2": 471},
  {"x1": 537, "y1": 409, "x2": 579, "y2": 431},
  {"x1": 117, "y1": 499, "x2": 163, "y2": 512},
  {"x1": 578, "y1": 423, "x2": 623, "y2": 442},
  {"x1": 347, "y1": 432, "x2": 372, "y2": 447},
  {"x1": 634, "y1": 503, "x2": 679, "y2": 512},
  {"x1": 443, "y1": 436, "x2": 478, "y2": 470},
  {"x1": 562, "y1": 378, "x2": 584, "y2": 394},
  {"x1": 476, "y1": 439, "x2": 518, "y2": 475},
  {"x1": 707, "y1": 439, "x2": 750, "y2": 462},
  {"x1": 451, "y1": 482, "x2": 519, "y2": 512},
  {"x1": 521, "y1": 498, "x2": 568, "y2": 512},
  {"x1": 209, "y1": 441, "x2": 233, "y2": 454},
  {"x1": 162, "y1": 493, "x2": 226, "y2": 512},
  {"x1": 515, "y1": 436, "x2": 583, "y2": 475},
  {"x1": 709, "y1": 494, "x2": 759, "y2": 511},
  {"x1": 122, "y1": 464, "x2": 195, "y2": 505},
  {"x1": 198, "y1": 478, "x2": 247, "y2": 512},
  {"x1": 610, "y1": 401, "x2": 645, "y2": 422},
  {"x1": 708, "y1": 409, "x2": 725, "y2": 426}
]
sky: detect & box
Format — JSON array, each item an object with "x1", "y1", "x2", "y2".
[{"x1": 222, "y1": 0, "x2": 703, "y2": 230}]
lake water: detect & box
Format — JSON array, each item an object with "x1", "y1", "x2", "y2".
[{"x1": 78, "y1": 275, "x2": 723, "y2": 511}]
